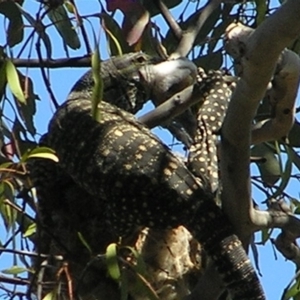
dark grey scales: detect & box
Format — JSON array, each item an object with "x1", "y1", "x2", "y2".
[
  {"x1": 31, "y1": 53, "x2": 265, "y2": 299},
  {"x1": 29, "y1": 138, "x2": 122, "y2": 299},
  {"x1": 29, "y1": 52, "x2": 199, "y2": 298},
  {"x1": 31, "y1": 135, "x2": 117, "y2": 251}
]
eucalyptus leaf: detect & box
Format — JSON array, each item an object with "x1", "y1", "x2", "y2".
[
  {"x1": 91, "y1": 46, "x2": 103, "y2": 121},
  {"x1": 105, "y1": 243, "x2": 121, "y2": 281},
  {"x1": 101, "y1": 13, "x2": 129, "y2": 55},
  {"x1": 17, "y1": 4, "x2": 52, "y2": 58},
  {"x1": 287, "y1": 121, "x2": 300, "y2": 148},
  {"x1": 46, "y1": 3, "x2": 80, "y2": 50},
  {"x1": 1, "y1": 265, "x2": 29, "y2": 275},
  {"x1": 23, "y1": 223, "x2": 36, "y2": 238},
  {"x1": 5, "y1": 60, "x2": 26, "y2": 104},
  {"x1": 282, "y1": 278, "x2": 300, "y2": 300},
  {"x1": 42, "y1": 291, "x2": 57, "y2": 300},
  {"x1": 251, "y1": 143, "x2": 281, "y2": 186},
  {"x1": 25, "y1": 146, "x2": 59, "y2": 163},
  {"x1": 13, "y1": 73, "x2": 38, "y2": 136},
  {"x1": 254, "y1": 0, "x2": 267, "y2": 25},
  {"x1": 77, "y1": 232, "x2": 92, "y2": 254},
  {"x1": 0, "y1": 1, "x2": 24, "y2": 47}
]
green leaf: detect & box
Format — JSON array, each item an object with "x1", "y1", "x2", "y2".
[
  {"x1": 17, "y1": 4, "x2": 52, "y2": 58},
  {"x1": 271, "y1": 143, "x2": 292, "y2": 199},
  {"x1": 130, "y1": 270, "x2": 159, "y2": 300},
  {"x1": 105, "y1": 243, "x2": 121, "y2": 281},
  {"x1": 0, "y1": 1, "x2": 24, "y2": 47},
  {"x1": 0, "y1": 197, "x2": 17, "y2": 231},
  {"x1": 91, "y1": 46, "x2": 103, "y2": 121},
  {"x1": 42, "y1": 291, "x2": 57, "y2": 300},
  {"x1": 289, "y1": 147, "x2": 300, "y2": 172},
  {"x1": 23, "y1": 223, "x2": 36, "y2": 238},
  {"x1": 0, "y1": 182, "x2": 15, "y2": 230},
  {"x1": 289, "y1": 36, "x2": 300, "y2": 55},
  {"x1": 281, "y1": 144, "x2": 293, "y2": 185},
  {"x1": 251, "y1": 143, "x2": 281, "y2": 187},
  {"x1": 64, "y1": 1, "x2": 76, "y2": 14},
  {"x1": 1, "y1": 265, "x2": 28, "y2": 275},
  {"x1": 46, "y1": 4, "x2": 80, "y2": 50},
  {"x1": 260, "y1": 228, "x2": 272, "y2": 245},
  {"x1": 0, "y1": 180, "x2": 14, "y2": 202},
  {"x1": 100, "y1": 13, "x2": 127, "y2": 56},
  {"x1": 120, "y1": 271, "x2": 129, "y2": 300},
  {"x1": 122, "y1": 246, "x2": 158, "y2": 300},
  {"x1": 287, "y1": 121, "x2": 300, "y2": 148},
  {"x1": 254, "y1": 0, "x2": 267, "y2": 26},
  {"x1": 13, "y1": 73, "x2": 38, "y2": 135},
  {"x1": 124, "y1": 246, "x2": 147, "y2": 276},
  {"x1": 282, "y1": 278, "x2": 300, "y2": 300},
  {"x1": 77, "y1": 232, "x2": 92, "y2": 254},
  {"x1": 24, "y1": 146, "x2": 59, "y2": 163},
  {"x1": 5, "y1": 59, "x2": 26, "y2": 104}
]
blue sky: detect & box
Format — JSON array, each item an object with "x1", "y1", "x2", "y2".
[{"x1": 0, "y1": 0, "x2": 299, "y2": 299}]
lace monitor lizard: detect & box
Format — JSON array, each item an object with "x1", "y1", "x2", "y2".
[
  {"x1": 30, "y1": 53, "x2": 265, "y2": 299},
  {"x1": 69, "y1": 52, "x2": 197, "y2": 145}
]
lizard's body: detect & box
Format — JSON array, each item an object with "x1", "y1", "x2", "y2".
[{"x1": 31, "y1": 53, "x2": 265, "y2": 299}]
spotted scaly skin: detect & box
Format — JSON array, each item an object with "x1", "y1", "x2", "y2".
[
  {"x1": 188, "y1": 70, "x2": 234, "y2": 193},
  {"x1": 69, "y1": 52, "x2": 198, "y2": 143},
  {"x1": 46, "y1": 99, "x2": 265, "y2": 300},
  {"x1": 69, "y1": 52, "x2": 156, "y2": 113}
]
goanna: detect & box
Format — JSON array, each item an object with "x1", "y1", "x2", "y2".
[{"x1": 45, "y1": 72, "x2": 265, "y2": 300}]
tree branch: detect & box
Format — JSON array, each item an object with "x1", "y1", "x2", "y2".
[
  {"x1": 153, "y1": 0, "x2": 182, "y2": 40},
  {"x1": 221, "y1": 0, "x2": 300, "y2": 242},
  {"x1": 251, "y1": 199, "x2": 300, "y2": 267},
  {"x1": 171, "y1": 0, "x2": 223, "y2": 58},
  {"x1": 138, "y1": 85, "x2": 195, "y2": 127},
  {"x1": 0, "y1": 275, "x2": 30, "y2": 286},
  {"x1": 251, "y1": 49, "x2": 300, "y2": 144},
  {"x1": 1, "y1": 56, "x2": 91, "y2": 69}
]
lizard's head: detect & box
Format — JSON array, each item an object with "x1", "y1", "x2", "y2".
[
  {"x1": 138, "y1": 57, "x2": 198, "y2": 105},
  {"x1": 68, "y1": 53, "x2": 197, "y2": 114}
]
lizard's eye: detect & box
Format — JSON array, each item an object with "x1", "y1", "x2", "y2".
[{"x1": 136, "y1": 54, "x2": 148, "y2": 63}]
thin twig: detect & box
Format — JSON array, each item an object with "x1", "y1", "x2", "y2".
[
  {"x1": 6, "y1": 56, "x2": 91, "y2": 69},
  {"x1": 0, "y1": 247, "x2": 64, "y2": 260},
  {"x1": 171, "y1": 0, "x2": 223, "y2": 57},
  {"x1": 69, "y1": 0, "x2": 91, "y2": 55},
  {"x1": 138, "y1": 85, "x2": 195, "y2": 128},
  {"x1": 35, "y1": 36, "x2": 60, "y2": 109},
  {"x1": 0, "y1": 276, "x2": 31, "y2": 286},
  {"x1": 153, "y1": 0, "x2": 182, "y2": 40}
]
